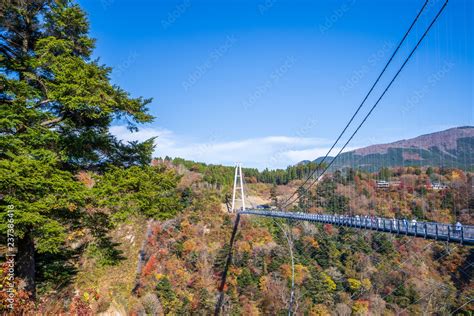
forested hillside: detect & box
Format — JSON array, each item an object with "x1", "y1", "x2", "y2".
[
  {"x1": 314, "y1": 127, "x2": 474, "y2": 172},
  {"x1": 2, "y1": 154, "x2": 472, "y2": 314},
  {"x1": 128, "y1": 162, "x2": 473, "y2": 315},
  {"x1": 166, "y1": 157, "x2": 327, "y2": 186}
]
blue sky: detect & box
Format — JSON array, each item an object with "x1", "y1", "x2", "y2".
[{"x1": 78, "y1": 0, "x2": 473, "y2": 169}]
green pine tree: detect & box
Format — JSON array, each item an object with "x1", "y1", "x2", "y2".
[{"x1": 0, "y1": 0, "x2": 154, "y2": 296}]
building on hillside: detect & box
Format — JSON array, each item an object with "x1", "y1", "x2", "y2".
[
  {"x1": 376, "y1": 180, "x2": 401, "y2": 189},
  {"x1": 432, "y1": 182, "x2": 448, "y2": 190},
  {"x1": 376, "y1": 180, "x2": 390, "y2": 189},
  {"x1": 389, "y1": 180, "x2": 401, "y2": 188}
]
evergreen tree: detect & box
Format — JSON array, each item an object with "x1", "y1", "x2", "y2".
[
  {"x1": 270, "y1": 184, "x2": 278, "y2": 207},
  {"x1": 378, "y1": 167, "x2": 392, "y2": 180},
  {"x1": 346, "y1": 168, "x2": 356, "y2": 182},
  {"x1": 426, "y1": 166, "x2": 434, "y2": 177},
  {"x1": 0, "y1": 0, "x2": 154, "y2": 295}
]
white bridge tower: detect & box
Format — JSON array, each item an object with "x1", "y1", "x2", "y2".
[{"x1": 231, "y1": 163, "x2": 246, "y2": 213}]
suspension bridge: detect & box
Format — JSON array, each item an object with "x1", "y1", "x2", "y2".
[
  {"x1": 229, "y1": 162, "x2": 474, "y2": 246},
  {"x1": 215, "y1": 0, "x2": 472, "y2": 314},
  {"x1": 239, "y1": 210, "x2": 474, "y2": 245}
]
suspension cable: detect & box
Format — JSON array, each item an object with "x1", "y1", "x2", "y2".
[
  {"x1": 282, "y1": 0, "x2": 448, "y2": 209},
  {"x1": 214, "y1": 2, "x2": 449, "y2": 314},
  {"x1": 280, "y1": 0, "x2": 430, "y2": 209}
]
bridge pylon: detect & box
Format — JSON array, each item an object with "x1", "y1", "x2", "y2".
[{"x1": 231, "y1": 163, "x2": 246, "y2": 213}]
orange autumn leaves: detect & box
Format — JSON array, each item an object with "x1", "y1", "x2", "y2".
[{"x1": 281, "y1": 264, "x2": 309, "y2": 285}]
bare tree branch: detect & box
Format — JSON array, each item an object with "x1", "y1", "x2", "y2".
[{"x1": 40, "y1": 117, "x2": 63, "y2": 126}]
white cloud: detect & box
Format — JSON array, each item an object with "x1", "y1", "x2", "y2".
[
  {"x1": 110, "y1": 125, "x2": 355, "y2": 170},
  {"x1": 109, "y1": 125, "x2": 176, "y2": 147}
]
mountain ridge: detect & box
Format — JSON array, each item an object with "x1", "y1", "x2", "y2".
[{"x1": 312, "y1": 126, "x2": 474, "y2": 171}]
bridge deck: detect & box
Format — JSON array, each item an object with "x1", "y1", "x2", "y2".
[{"x1": 239, "y1": 210, "x2": 474, "y2": 246}]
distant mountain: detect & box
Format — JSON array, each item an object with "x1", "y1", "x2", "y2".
[{"x1": 313, "y1": 126, "x2": 474, "y2": 171}]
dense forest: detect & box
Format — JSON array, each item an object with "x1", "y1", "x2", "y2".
[
  {"x1": 167, "y1": 157, "x2": 327, "y2": 186},
  {"x1": 109, "y1": 163, "x2": 474, "y2": 314},
  {"x1": 2, "y1": 150, "x2": 473, "y2": 313}
]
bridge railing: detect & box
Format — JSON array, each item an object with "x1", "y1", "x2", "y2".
[{"x1": 239, "y1": 210, "x2": 474, "y2": 245}]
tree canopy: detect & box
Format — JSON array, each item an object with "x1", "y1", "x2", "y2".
[{"x1": 0, "y1": 0, "x2": 164, "y2": 298}]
